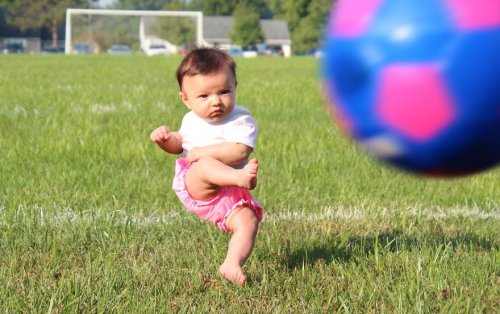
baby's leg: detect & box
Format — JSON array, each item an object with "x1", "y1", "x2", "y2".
[
  {"x1": 219, "y1": 207, "x2": 259, "y2": 286},
  {"x1": 185, "y1": 157, "x2": 258, "y2": 200}
]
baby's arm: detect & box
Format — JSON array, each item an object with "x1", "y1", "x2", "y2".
[
  {"x1": 150, "y1": 126, "x2": 183, "y2": 155},
  {"x1": 187, "y1": 142, "x2": 252, "y2": 166}
]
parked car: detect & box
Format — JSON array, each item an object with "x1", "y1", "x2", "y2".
[
  {"x1": 143, "y1": 43, "x2": 169, "y2": 56},
  {"x1": 305, "y1": 47, "x2": 323, "y2": 58},
  {"x1": 243, "y1": 50, "x2": 258, "y2": 58},
  {"x1": 72, "y1": 43, "x2": 93, "y2": 54},
  {"x1": 227, "y1": 47, "x2": 243, "y2": 57},
  {"x1": 3, "y1": 43, "x2": 25, "y2": 54},
  {"x1": 260, "y1": 45, "x2": 283, "y2": 56},
  {"x1": 107, "y1": 44, "x2": 132, "y2": 55},
  {"x1": 41, "y1": 46, "x2": 64, "y2": 54},
  {"x1": 241, "y1": 45, "x2": 257, "y2": 58}
]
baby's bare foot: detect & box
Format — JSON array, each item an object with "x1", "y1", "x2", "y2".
[
  {"x1": 237, "y1": 158, "x2": 258, "y2": 190},
  {"x1": 219, "y1": 262, "x2": 247, "y2": 286}
]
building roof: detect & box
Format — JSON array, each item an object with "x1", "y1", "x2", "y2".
[
  {"x1": 203, "y1": 16, "x2": 291, "y2": 46},
  {"x1": 260, "y1": 20, "x2": 292, "y2": 45}
]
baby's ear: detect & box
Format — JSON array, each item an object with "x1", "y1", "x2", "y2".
[
  {"x1": 178, "y1": 91, "x2": 185, "y2": 101},
  {"x1": 179, "y1": 91, "x2": 189, "y2": 107}
]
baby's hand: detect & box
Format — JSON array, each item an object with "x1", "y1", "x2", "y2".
[{"x1": 150, "y1": 126, "x2": 171, "y2": 145}]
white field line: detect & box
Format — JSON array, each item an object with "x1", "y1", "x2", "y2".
[
  {"x1": 0, "y1": 101, "x2": 158, "y2": 116},
  {"x1": 272, "y1": 206, "x2": 500, "y2": 221},
  {"x1": 0, "y1": 205, "x2": 498, "y2": 227}
]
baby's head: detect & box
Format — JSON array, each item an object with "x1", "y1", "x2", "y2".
[
  {"x1": 176, "y1": 48, "x2": 238, "y2": 122},
  {"x1": 176, "y1": 48, "x2": 237, "y2": 91}
]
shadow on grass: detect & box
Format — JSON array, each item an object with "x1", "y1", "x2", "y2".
[{"x1": 284, "y1": 230, "x2": 498, "y2": 270}]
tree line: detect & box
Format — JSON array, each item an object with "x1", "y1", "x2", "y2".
[{"x1": 0, "y1": 0, "x2": 334, "y2": 54}]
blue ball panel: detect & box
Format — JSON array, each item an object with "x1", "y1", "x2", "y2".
[
  {"x1": 366, "y1": 0, "x2": 455, "y2": 63},
  {"x1": 323, "y1": 38, "x2": 380, "y2": 138},
  {"x1": 440, "y1": 29, "x2": 500, "y2": 172}
]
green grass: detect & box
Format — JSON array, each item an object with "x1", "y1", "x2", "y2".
[{"x1": 0, "y1": 55, "x2": 499, "y2": 312}]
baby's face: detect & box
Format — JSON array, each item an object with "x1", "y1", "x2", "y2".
[{"x1": 179, "y1": 68, "x2": 236, "y2": 122}]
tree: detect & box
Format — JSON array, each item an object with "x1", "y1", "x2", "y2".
[
  {"x1": 292, "y1": 0, "x2": 331, "y2": 53},
  {"x1": 1, "y1": 0, "x2": 88, "y2": 48},
  {"x1": 112, "y1": 0, "x2": 177, "y2": 11},
  {"x1": 188, "y1": 0, "x2": 234, "y2": 16},
  {"x1": 188, "y1": 0, "x2": 270, "y2": 18},
  {"x1": 271, "y1": 0, "x2": 308, "y2": 32},
  {"x1": 270, "y1": 0, "x2": 332, "y2": 54},
  {"x1": 156, "y1": 2, "x2": 197, "y2": 49},
  {"x1": 108, "y1": 1, "x2": 197, "y2": 49},
  {"x1": 0, "y1": 0, "x2": 15, "y2": 6},
  {"x1": 229, "y1": 3, "x2": 263, "y2": 48}
]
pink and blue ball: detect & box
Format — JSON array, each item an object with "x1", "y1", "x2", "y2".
[{"x1": 322, "y1": 0, "x2": 500, "y2": 176}]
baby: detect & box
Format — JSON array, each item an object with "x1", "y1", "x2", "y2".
[{"x1": 150, "y1": 48, "x2": 263, "y2": 285}]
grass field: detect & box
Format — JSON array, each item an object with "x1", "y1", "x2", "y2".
[{"x1": 0, "y1": 55, "x2": 499, "y2": 312}]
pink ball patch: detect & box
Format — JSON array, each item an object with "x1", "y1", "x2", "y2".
[
  {"x1": 442, "y1": 0, "x2": 500, "y2": 30},
  {"x1": 330, "y1": 0, "x2": 383, "y2": 37},
  {"x1": 377, "y1": 65, "x2": 456, "y2": 141}
]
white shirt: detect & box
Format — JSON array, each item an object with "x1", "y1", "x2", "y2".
[{"x1": 179, "y1": 105, "x2": 258, "y2": 158}]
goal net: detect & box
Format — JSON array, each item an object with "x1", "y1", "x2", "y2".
[{"x1": 64, "y1": 8, "x2": 203, "y2": 54}]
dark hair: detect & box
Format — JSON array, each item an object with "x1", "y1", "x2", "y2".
[{"x1": 176, "y1": 48, "x2": 237, "y2": 89}]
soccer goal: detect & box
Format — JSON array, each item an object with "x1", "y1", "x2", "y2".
[{"x1": 64, "y1": 8, "x2": 204, "y2": 54}]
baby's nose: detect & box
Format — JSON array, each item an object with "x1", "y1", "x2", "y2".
[{"x1": 209, "y1": 95, "x2": 222, "y2": 105}]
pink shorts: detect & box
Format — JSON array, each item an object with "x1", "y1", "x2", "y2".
[{"x1": 172, "y1": 158, "x2": 263, "y2": 233}]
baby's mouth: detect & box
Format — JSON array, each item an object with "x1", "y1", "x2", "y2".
[{"x1": 211, "y1": 109, "x2": 224, "y2": 116}]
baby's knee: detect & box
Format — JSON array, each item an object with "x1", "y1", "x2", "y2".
[
  {"x1": 196, "y1": 155, "x2": 216, "y2": 166},
  {"x1": 238, "y1": 208, "x2": 260, "y2": 230},
  {"x1": 226, "y1": 207, "x2": 259, "y2": 232},
  {"x1": 189, "y1": 156, "x2": 213, "y2": 175},
  {"x1": 246, "y1": 209, "x2": 259, "y2": 226}
]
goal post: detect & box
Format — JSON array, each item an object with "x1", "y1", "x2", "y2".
[{"x1": 65, "y1": 8, "x2": 204, "y2": 54}]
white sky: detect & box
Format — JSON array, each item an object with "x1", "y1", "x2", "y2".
[{"x1": 96, "y1": 0, "x2": 117, "y2": 7}]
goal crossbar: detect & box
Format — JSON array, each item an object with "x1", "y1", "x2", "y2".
[{"x1": 65, "y1": 8, "x2": 204, "y2": 54}]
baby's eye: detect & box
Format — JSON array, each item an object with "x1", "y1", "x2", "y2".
[
  {"x1": 220, "y1": 90, "x2": 231, "y2": 95},
  {"x1": 198, "y1": 94, "x2": 208, "y2": 99}
]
